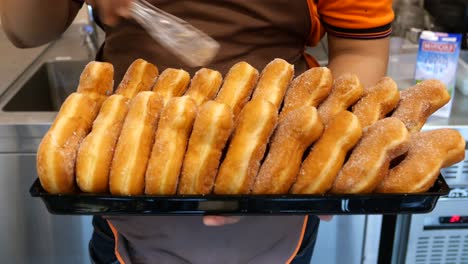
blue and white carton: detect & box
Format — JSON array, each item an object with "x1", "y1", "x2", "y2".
[{"x1": 415, "y1": 31, "x2": 462, "y2": 118}]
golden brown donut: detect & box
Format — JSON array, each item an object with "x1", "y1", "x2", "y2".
[
  {"x1": 37, "y1": 93, "x2": 100, "y2": 194},
  {"x1": 76, "y1": 95, "x2": 129, "y2": 193},
  {"x1": 317, "y1": 74, "x2": 364, "y2": 125},
  {"x1": 214, "y1": 99, "x2": 277, "y2": 194},
  {"x1": 145, "y1": 96, "x2": 198, "y2": 195},
  {"x1": 352, "y1": 77, "x2": 400, "y2": 129},
  {"x1": 215, "y1": 61, "x2": 259, "y2": 120},
  {"x1": 114, "y1": 59, "x2": 159, "y2": 99},
  {"x1": 280, "y1": 67, "x2": 333, "y2": 121},
  {"x1": 252, "y1": 106, "x2": 324, "y2": 194},
  {"x1": 178, "y1": 101, "x2": 234, "y2": 195},
  {"x1": 76, "y1": 59, "x2": 158, "y2": 193},
  {"x1": 291, "y1": 111, "x2": 362, "y2": 194},
  {"x1": 37, "y1": 61, "x2": 114, "y2": 194},
  {"x1": 76, "y1": 61, "x2": 114, "y2": 104},
  {"x1": 251, "y1": 58, "x2": 294, "y2": 109},
  {"x1": 184, "y1": 68, "x2": 222, "y2": 106},
  {"x1": 109, "y1": 91, "x2": 164, "y2": 195},
  {"x1": 376, "y1": 129, "x2": 465, "y2": 193},
  {"x1": 152, "y1": 68, "x2": 190, "y2": 105},
  {"x1": 391, "y1": 79, "x2": 450, "y2": 133},
  {"x1": 330, "y1": 117, "x2": 409, "y2": 194}
]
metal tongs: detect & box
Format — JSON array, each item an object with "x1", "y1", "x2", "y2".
[{"x1": 130, "y1": 0, "x2": 220, "y2": 67}]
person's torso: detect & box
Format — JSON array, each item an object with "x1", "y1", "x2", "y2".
[
  {"x1": 96, "y1": 0, "x2": 311, "y2": 83},
  {"x1": 96, "y1": 2, "x2": 314, "y2": 263},
  {"x1": 106, "y1": 215, "x2": 309, "y2": 264}
]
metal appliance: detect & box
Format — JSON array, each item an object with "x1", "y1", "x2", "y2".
[
  {"x1": 394, "y1": 196, "x2": 468, "y2": 264},
  {"x1": 390, "y1": 122, "x2": 468, "y2": 264}
]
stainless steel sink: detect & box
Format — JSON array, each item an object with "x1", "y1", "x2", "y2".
[
  {"x1": 2, "y1": 60, "x2": 88, "y2": 112},
  {"x1": 0, "y1": 24, "x2": 99, "y2": 264}
]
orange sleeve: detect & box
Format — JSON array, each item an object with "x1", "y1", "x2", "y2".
[
  {"x1": 306, "y1": 1, "x2": 327, "y2": 47},
  {"x1": 307, "y1": 0, "x2": 394, "y2": 44}
]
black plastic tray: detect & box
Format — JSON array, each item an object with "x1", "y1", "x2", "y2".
[{"x1": 30, "y1": 175, "x2": 450, "y2": 215}]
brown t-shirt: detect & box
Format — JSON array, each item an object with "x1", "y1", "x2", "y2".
[
  {"x1": 106, "y1": 216, "x2": 309, "y2": 264},
  {"x1": 101, "y1": 1, "x2": 311, "y2": 262},
  {"x1": 96, "y1": 0, "x2": 394, "y2": 85},
  {"x1": 98, "y1": 1, "x2": 312, "y2": 263},
  {"x1": 98, "y1": 0, "x2": 311, "y2": 84},
  {"x1": 93, "y1": 0, "x2": 394, "y2": 262}
]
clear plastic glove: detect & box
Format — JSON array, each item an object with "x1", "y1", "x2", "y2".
[
  {"x1": 86, "y1": 0, "x2": 219, "y2": 67},
  {"x1": 130, "y1": 0, "x2": 219, "y2": 67}
]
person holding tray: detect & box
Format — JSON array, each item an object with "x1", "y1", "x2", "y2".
[{"x1": 1, "y1": 0, "x2": 394, "y2": 263}]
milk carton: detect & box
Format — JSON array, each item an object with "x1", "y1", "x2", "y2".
[{"x1": 415, "y1": 31, "x2": 462, "y2": 118}]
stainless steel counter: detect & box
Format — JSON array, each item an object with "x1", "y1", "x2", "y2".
[{"x1": 0, "y1": 25, "x2": 94, "y2": 264}]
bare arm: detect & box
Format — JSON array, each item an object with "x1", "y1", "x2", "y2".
[
  {"x1": 0, "y1": 0, "x2": 81, "y2": 48},
  {"x1": 327, "y1": 35, "x2": 390, "y2": 89}
]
